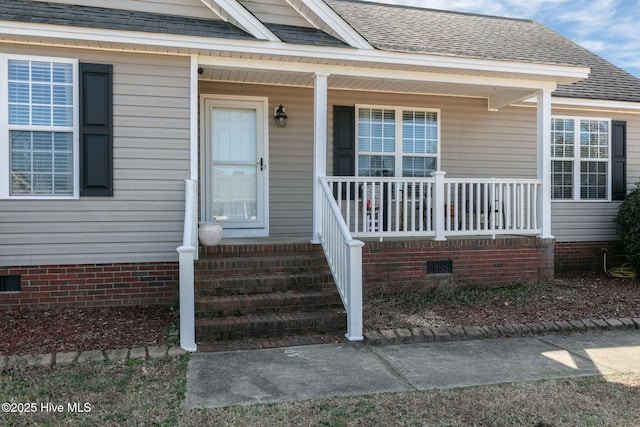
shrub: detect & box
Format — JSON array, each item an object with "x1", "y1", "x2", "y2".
[{"x1": 614, "y1": 182, "x2": 640, "y2": 272}]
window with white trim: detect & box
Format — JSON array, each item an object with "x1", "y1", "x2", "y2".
[
  {"x1": 356, "y1": 106, "x2": 439, "y2": 177},
  {"x1": 1, "y1": 55, "x2": 78, "y2": 198},
  {"x1": 551, "y1": 117, "x2": 610, "y2": 201}
]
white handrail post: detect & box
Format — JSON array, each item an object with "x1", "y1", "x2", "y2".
[
  {"x1": 432, "y1": 171, "x2": 446, "y2": 240},
  {"x1": 177, "y1": 246, "x2": 196, "y2": 352},
  {"x1": 177, "y1": 179, "x2": 197, "y2": 352},
  {"x1": 345, "y1": 239, "x2": 364, "y2": 341}
]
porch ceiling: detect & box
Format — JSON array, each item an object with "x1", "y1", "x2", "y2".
[{"x1": 199, "y1": 64, "x2": 547, "y2": 108}]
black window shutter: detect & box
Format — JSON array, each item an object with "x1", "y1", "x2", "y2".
[
  {"x1": 332, "y1": 106, "x2": 355, "y2": 199},
  {"x1": 611, "y1": 120, "x2": 626, "y2": 201},
  {"x1": 80, "y1": 63, "x2": 113, "y2": 196}
]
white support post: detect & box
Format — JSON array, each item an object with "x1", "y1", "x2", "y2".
[
  {"x1": 432, "y1": 170, "x2": 447, "y2": 241},
  {"x1": 312, "y1": 72, "x2": 329, "y2": 244},
  {"x1": 537, "y1": 89, "x2": 554, "y2": 239},
  {"x1": 190, "y1": 55, "x2": 199, "y2": 182},
  {"x1": 345, "y1": 239, "x2": 364, "y2": 342}
]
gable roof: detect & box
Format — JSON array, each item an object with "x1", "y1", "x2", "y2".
[
  {"x1": 323, "y1": 0, "x2": 640, "y2": 103},
  {"x1": 3, "y1": 0, "x2": 639, "y2": 104},
  {"x1": 264, "y1": 23, "x2": 349, "y2": 47},
  {"x1": 2, "y1": 0, "x2": 349, "y2": 48},
  {"x1": 1, "y1": 0, "x2": 254, "y2": 40}
]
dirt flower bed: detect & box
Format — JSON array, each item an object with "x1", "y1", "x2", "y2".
[
  {"x1": 1, "y1": 273, "x2": 637, "y2": 356},
  {"x1": 364, "y1": 272, "x2": 640, "y2": 331},
  {"x1": 0, "y1": 305, "x2": 178, "y2": 356}
]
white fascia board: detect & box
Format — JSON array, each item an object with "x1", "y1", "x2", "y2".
[
  {"x1": 517, "y1": 96, "x2": 640, "y2": 114},
  {"x1": 0, "y1": 21, "x2": 588, "y2": 84},
  {"x1": 285, "y1": 0, "x2": 372, "y2": 49},
  {"x1": 551, "y1": 97, "x2": 640, "y2": 114},
  {"x1": 199, "y1": 56, "x2": 560, "y2": 90},
  {"x1": 200, "y1": 0, "x2": 279, "y2": 41}
]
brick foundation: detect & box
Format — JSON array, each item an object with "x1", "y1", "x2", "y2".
[
  {"x1": 0, "y1": 262, "x2": 178, "y2": 311},
  {"x1": 2, "y1": 238, "x2": 619, "y2": 311},
  {"x1": 554, "y1": 241, "x2": 622, "y2": 272},
  {"x1": 362, "y1": 237, "x2": 555, "y2": 293}
]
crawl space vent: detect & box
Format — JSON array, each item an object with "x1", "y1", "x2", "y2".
[
  {"x1": 427, "y1": 261, "x2": 452, "y2": 275},
  {"x1": 0, "y1": 275, "x2": 21, "y2": 292}
]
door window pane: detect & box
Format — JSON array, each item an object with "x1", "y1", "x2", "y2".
[
  {"x1": 211, "y1": 165, "x2": 257, "y2": 221},
  {"x1": 212, "y1": 109, "x2": 257, "y2": 162}
]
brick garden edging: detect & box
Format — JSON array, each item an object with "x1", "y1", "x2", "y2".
[
  {"x1": 0, "y1": 345, "x2": 187, "y2": 371},
  {"x1": 364, "y1": 317, "x2": 640, "y2": 345},
  {"x1": 3, "y1": 318, "x2": 638, "y2": 370}
]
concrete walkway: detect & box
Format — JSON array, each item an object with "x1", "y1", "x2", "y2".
[{"x1": 186, "y1": 329, "x2": 640, "y2": 409}]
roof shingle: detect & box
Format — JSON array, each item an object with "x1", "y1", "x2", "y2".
[
  {"x1": 1, "y1": 0, "x2": 254, "y2": 40},
  {"x1": 324, "y1": 0, "x2": 640, "y2": 103},
  {"x1": 3, "y1": 0, "x2": 639, "y2": 103}
]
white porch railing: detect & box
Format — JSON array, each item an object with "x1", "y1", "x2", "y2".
[
  {"x1": 176, "y1": 179, "x2": 198, "y2": 352},
  {"x1": 319, "y1": 177, "x2": 364, "y2": 342},
  {"x1": 325, "y1": 174, "x2": 541, "y2": 240}
]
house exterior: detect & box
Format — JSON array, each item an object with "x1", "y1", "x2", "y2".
[{"x1": 1, "y1": 0, "x2": 639, "y2": 348}]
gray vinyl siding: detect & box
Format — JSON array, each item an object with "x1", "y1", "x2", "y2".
[
  {"x1": 198, "y1": 83, "x2": 640, "y2": 241},
  {"x1": 550, "y1": 109, "x2": 640, "y2": 242},
  {"x1": 328, "y1": 91, "x2": 539, "y2": 179},
  {"x1": 198, "y1": 82, "x2": 315, "y2": 237},
  {"x1": 0, "y1": 45, "x2": 190, "y2": 267},
  {"x1": 31, "y1": 0, "x2": 215, "y2": 19},
  {"x1": 198, "y1": 85, "x2": 541, "y2": 237},
  {"x1": 239, "y1": 0, "x2": 313, "y2": 27}
]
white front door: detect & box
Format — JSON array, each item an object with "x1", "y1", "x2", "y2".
[{"x1": 202, "y1": 97, "x2": 269, "y2": 237}]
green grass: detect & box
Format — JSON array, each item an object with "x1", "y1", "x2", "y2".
[{"x1": 1, "y1": 357, "x2": 639, "y2": 426}]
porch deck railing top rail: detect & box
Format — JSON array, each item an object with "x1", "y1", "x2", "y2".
[{"x1": 325, "y1": 175, "x2": 541, "y2": 240}]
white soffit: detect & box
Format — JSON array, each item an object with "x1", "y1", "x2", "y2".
[
  {"x1": 200, "y1": 0, "x2": 279, "y2": 41},
  {"x1": 201, "y1": 66, "x2": 547, "y2": 100}
]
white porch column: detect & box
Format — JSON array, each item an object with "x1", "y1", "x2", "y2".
[
  {"x1": 432, "y1": 170, "x2": 447, "y2": 241},
  {"x1": 537, "y1": 89, "x2": 554, "y2": 239},
  {"x1": 312, "y1": 72, "x2": 329, "y2": 243}
]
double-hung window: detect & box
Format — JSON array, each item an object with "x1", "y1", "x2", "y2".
[
  {"x1": 551, "y1": 116, "x2": 610, "y2": 201},
  {"x1": 1, "y1": 55, "x2": 78, "y2": 198},
  {"x1": 356, "y1": 106, "x2": 440, "y2": 178}
]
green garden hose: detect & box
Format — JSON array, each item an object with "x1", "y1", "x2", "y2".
[{"x1": 603, "y1": 249, "x2": 637, "y2": 279}]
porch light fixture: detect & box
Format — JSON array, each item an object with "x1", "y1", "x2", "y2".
[{"x1": 274, "y1": 104, "x2": 288, "y2": 127}]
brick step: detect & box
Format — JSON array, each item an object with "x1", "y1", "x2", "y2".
[
  {"x1": 195, "y1": 271, "x2": 336, "y2": 296},
  {"x1": 199, "y1": 242, "x2": 322, "y2": 259},
  {"x1": 197, "y1": 333, "x2": 347, "y2": 353},
  {"x1": 195, "y1": 254, "x2": 329, "y2": 276},
  {"x1": 196, "y1": 290, "x2": 344, "y2": 317},
  {"x1": 195, "y1": 310, "x2": 347, "y2": 342}
]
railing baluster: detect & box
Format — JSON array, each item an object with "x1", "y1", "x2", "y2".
[{"x1": 324, "y1": 176, "x2": 540, "y2": 239}]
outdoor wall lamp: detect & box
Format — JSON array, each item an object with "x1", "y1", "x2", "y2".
[{"x1": 274, "y1": 104, "x2": 288, "y2": 127}]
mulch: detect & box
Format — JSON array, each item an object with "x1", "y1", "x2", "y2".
[
  {"x1": 0, "y1": 305, "x2": 178, "y2": 356},
  {"x1": 1, "y1": 272, "x2": 638, "y2": 356}
]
